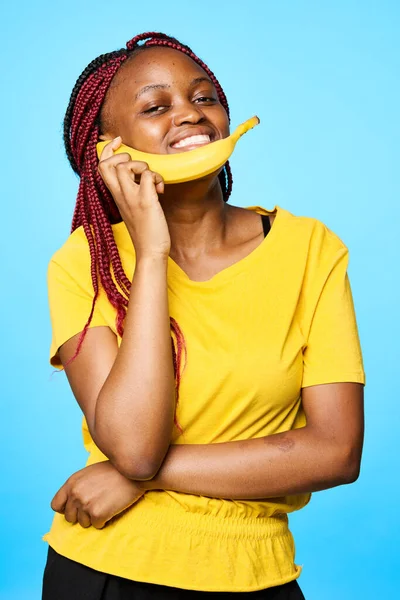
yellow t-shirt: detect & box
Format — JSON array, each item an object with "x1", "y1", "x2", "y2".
[{"x1": 44, "y1": 206, "x2": 365, "y2": 592}]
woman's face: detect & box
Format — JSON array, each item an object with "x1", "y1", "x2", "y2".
[{"x1": 99, "y1": 47, "x2": 230, "y2": 155}]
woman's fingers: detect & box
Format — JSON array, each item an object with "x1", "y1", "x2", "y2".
[
  {"x1": 64, "y1": 501, "x2": 78, "y2": 525},
  {"x1": 77, "y1": 508, "x2": 91, "y2": 529},
  {"x1": 140, "y1": 168, "x2": 163, "y2": 190},
  {"x1": 118, "y1": 166, "x2": 164, "y2": 203},
  {"x1": 115, "y1": 162, "x2": 159, "y2": 206},
  {"x1": 50, "y1": 486, "x2": 68, "y2": 514},
  {"x1": 96, "y1": 139, "x2": 169, "y2": 254},
  {"x1": 98, "y1": 152, "x2": 130, "y2": 197},
  {"x1": 115, "y1": 160, "x2": 150, "y2": 187},
  {"x1": 99, "y1": 136, "x2": 122, "y2": 161},
  {"x1": 141, "y1": 169, "x2": 164, "y2": 196},
  {"x1": 98, "y1": 136, "x2": 164, "y2": 200},
  {"x1": 90, "y1": 515, "x2": 107, "y2": 530},
  {"x1": 99, "y1": 156, "x2": 154, "y2": 200}
]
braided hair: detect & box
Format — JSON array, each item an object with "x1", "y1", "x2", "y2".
[{"x1": 63, "y1": 32, "x2": 233, "y2": 427}]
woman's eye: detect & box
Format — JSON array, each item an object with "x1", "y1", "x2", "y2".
[
  {"x1": 195, "y1": 96, "x2": 216, "y2": 103},
  {"x1": 143, "y1": 105, "x2": 167, "y2": 114}
]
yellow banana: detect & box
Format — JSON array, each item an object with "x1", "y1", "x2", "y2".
[{"x1": 96, "y1": 116, "x2": 260, "y2": 184}]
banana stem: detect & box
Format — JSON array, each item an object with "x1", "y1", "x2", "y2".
[{"x1": 231, "y1": 116, "x2": 260, "y2": 142}]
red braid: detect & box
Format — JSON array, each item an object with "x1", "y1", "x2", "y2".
[{"x1": 63, "y1": 33, "x2": 232, "y2": 431}]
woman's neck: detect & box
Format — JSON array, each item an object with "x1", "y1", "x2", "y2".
[{"x1": 159, "y1": 179, "x2": 232, "y2": 261}]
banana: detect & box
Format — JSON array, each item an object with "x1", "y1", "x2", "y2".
[{"x1": 96, "y1": 116, "x2": 260, "y2": 184}]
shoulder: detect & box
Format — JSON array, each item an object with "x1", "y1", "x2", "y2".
[
  {"x1": 47, "y1": 226, "x2": 93, "y2": 295},
  {"x1": 275, "y1": 206, "x2": 349, "y2": 263},
  {"x1": 50, "y1": 226, "x2": 89, "y2": 267},
  {"x1": 247, "y1": 204, "x2": 348, "y2": 254},
  {"x1": 248, "y1": 205, "x2": 350, "y2": 279},
  {"x1": 48, "y1": 221, "x2": 130, "y2": 276}
]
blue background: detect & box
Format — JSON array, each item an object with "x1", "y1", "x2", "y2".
[{"x1": 1, "y1": 1, "x2": 398, "y2": 598}]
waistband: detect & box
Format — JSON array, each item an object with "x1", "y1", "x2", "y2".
[{"x1": 137, "y1": 496, "x2": 289, "y2": 541}]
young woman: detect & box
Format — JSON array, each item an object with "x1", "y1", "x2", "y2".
[{"x1": 42, "y1": 32, "x2": 365, "y2": 599}]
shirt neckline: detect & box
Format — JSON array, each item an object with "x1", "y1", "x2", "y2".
[{"x1": 167, "y1": 205, "x2": 282, "y2": 288}]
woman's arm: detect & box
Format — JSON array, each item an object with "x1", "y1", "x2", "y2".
[
  {"x1": 52, "y1": 382, "x2": 363, "y2": 527},
  {"x1": 144, "y1": 382, "x2": 364, "y2": 498},
  {"x1": 59, "y1": 143, "x2": 176, "y2": 481},
  {"x1": 61, "y1": 256, "x2": 175, "y2": 481}
]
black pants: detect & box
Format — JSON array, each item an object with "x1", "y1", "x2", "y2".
[{"x1": 42, "y1": 547, "x2": 305, "y2": 599}]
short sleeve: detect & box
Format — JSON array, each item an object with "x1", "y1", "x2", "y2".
[
  {"x1": 301, "y1": 240, "x2": 365, "y2": 388},
  {"x1": 48, "y1": 257, "x2": 108, "y2": 368}
]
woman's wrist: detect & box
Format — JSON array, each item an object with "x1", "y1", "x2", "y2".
[{"x1": 134, "y1": 252, "x2": 169, "y2": 269}]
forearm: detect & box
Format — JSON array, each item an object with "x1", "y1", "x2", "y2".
[
  {"x1": 94, "y1": 256, "x2": 175, "y2": 479},
  {"x1": 144, "y1": 427, "x2": 359, "y2": 498}
]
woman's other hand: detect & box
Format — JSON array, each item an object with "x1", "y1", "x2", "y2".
[
  {"x1": 51, "y1": 461, "x2": 145, "y2": 529},
  {"x1": 98, "y1": 137, "x2": 170, "y2": 260}
]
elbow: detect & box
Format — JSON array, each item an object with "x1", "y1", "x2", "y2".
[
  {"x1": 93, "y1": 428, "x2": 166, "y2": 480},
  {"x1": 108, "y1": 441, "x2": 168, "y2": 480},
  {"x1": 340, "y1": 460, "x2": 361, "y2": 485},
  {"x1": 93, "y1": 417, "x2": 169, "y2": 481},
  {"x1": 335, "y1": 446, "x2": 362, "y2": 485},
  {"x1": 114, "y1": 455, "x2": 162, "y2": 481}
]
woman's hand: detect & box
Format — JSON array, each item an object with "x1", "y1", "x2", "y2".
[
  {"x1": 98, "y1": 136, "x2": 171, "y2": 260},
  {"x1": 51, "y1": 461, "x2": 145, "y2": 529}
]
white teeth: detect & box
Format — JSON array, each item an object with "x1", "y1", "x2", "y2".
[{"x1": 173, "y1": 134, "x2": 211, "y2": 148}]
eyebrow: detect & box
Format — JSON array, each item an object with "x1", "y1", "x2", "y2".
[
  {"x1": 135, "y1": 84, "x2": 170, "y2": 100},
  {"x1": 189, "y1": 76, "x2": 213, "y2": 87},
  {"x1": 135, "y1": 77, "x2": 214, "y2": 100}
]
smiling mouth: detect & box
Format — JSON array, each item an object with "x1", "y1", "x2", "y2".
[{"x1": 171, "y1": 134, "x2": 212, "y2": 151}]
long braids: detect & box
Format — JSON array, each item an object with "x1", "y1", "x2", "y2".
[{"x1": 63, "y1": 32, "x2": 233, "y2": 429}]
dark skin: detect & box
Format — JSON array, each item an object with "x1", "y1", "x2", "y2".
[
  {"x1": 99, "y1": 46, "x2": 273, "y2": 281},
  {"x1": 51, "y1": 47, "x2": 364, "y2": 529}
]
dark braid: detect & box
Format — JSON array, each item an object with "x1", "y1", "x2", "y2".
[
  {"x1": 63, "y1": 32, "x2": 232, "y2": 430},
  {"x1": 64, "y1": 50, "x2": 127, "y2": 176}
]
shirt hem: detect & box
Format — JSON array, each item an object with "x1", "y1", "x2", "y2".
[
  {"x1": 302, "y1": 371, "x2": 365, "y2": 388},
  {"x1": 43, "y1": 535, "x2": 302, "y2": 593}
]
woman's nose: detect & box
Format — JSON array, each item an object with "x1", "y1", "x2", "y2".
[{"x1": 172, "y1": 101, "x2": 205, "y2": 126}]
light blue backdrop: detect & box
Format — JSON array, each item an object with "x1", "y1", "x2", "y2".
[{"x1": 1, "y1": 1, "x2": 398, "y2": 598}]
